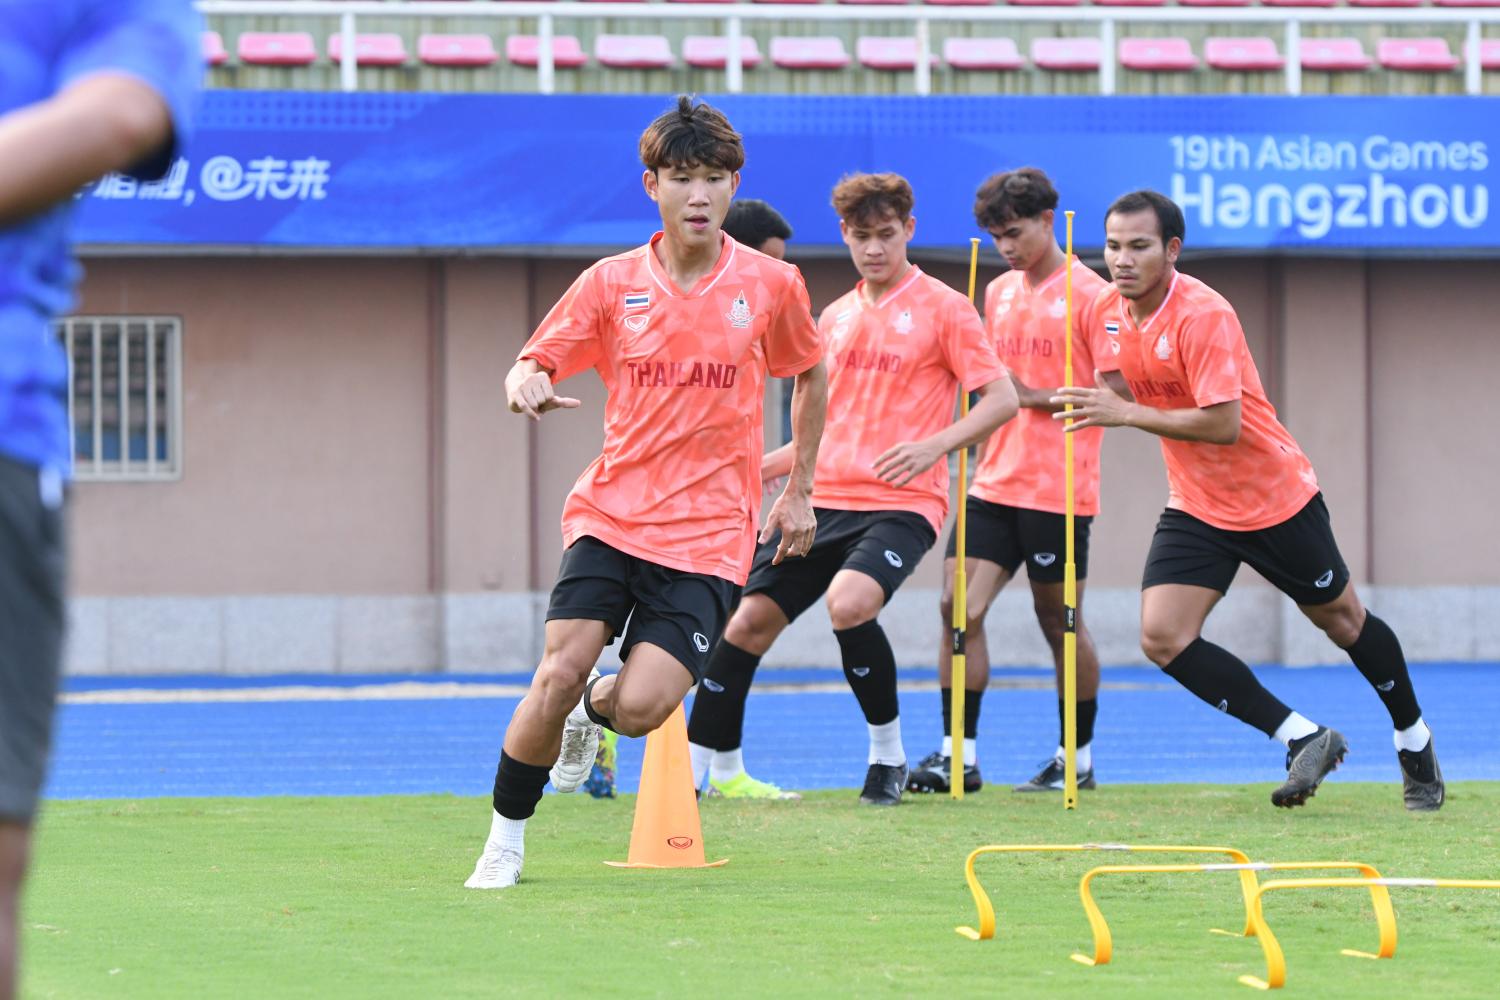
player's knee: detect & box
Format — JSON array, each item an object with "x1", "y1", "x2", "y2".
[
  {"x1": 723, "y1": 601, "x2": 779, "y2": 653},
  {"x1": 1317, "y1": 606, "x2": 1365, "y2": 648},
  {"x1": 531, "y1": 656, "x2": 591, "y2": 716},
  {"x1": 827, "y1": 593, "x2": 881, "y2": 631},
  {"x1": 939, "y1": 591, "x2": 955, "y2": 623},
  {"x1": 610, "y1": 690, "x2": 672, "y2": 738},
  {"x1": 1140, "y1": 625, "x2": 1192, "y2": 668}
]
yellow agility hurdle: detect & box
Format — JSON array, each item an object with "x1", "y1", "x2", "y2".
[
  {"x1": 957, "y1": 843, "x2": 1258, "y2": 941},
  {"x1": 1241, "y1": 877, "x2": 1500, "y2": 990},
  {"x1": 1072, "y1": 862, "x2": 1396, "y2": 968}
]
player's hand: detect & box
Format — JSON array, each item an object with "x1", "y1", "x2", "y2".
[
  {"x1": 873, "y1": 439, "x2": 945, "y2": 487},
  {"x1": 507, "y1": 369, "x2": 581, "y2": 421},
  {"x1": 761, "y1": 486, "x2": 816, "y2": 565},
  {"x1": 1050, "y1": 370, "x2": 1133, "y2": 431}
]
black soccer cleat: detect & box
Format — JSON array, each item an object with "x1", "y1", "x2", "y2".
[
  {"x1": 859, "y1": 762, "x2": 908, "y2": 806},
  {"x1": 1398, "y1": 738, "x2": 1445, "y2": 812},
  {"x1": 905, "y1": 751, "x2": 982, "y2": 794},
  {"x1": 1271, "y1": 726, "x2": 1348, "y2": 808},
  {"x1": 1013, "y1": 757, "x2": 1097, "y2": 793}
]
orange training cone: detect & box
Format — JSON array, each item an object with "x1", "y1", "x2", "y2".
[{"x1": 605, "y1": 702, "x2": 727, "y2": 869}]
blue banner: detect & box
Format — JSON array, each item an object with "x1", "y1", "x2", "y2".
[{"x1": 75, "y1": 91, "x2": 1498, "y2": 251}]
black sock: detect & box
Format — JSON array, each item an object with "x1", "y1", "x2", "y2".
[
  {"x1": 1059, "y1": 697, "x2": 1098, "y2": 748},
  {"x1": 687, "y1": 640, "x2": 762, "y2": 750},
  {"x1": 836, "y1": 620, "x2": 899, "y2": 726},
  {"x1": 492, "y1": 750, "x2": 551, "y2": 819},
  {"x1": 1344, "y1": 613, "x2": 1422, "y2": 730},
  {"x1": 939, "y1": 687, "x2": 985, "y2": 745},
  {"x1": 582, "y1": 673, "x2": 616, "y2": 734},
  {"x1": 1161, "y1": 638, "x2": 1293, "y2": 738}
]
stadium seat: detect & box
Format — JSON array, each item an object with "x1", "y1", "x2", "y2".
[
  {"x1": 1093, "y1": 0, "x2": 1168, "y2": 6},
  {"x1": 923, "y1": 0, "x2": 998, "y2": 5},
  {"x1": 1349, "y1": 0, "x2": 1423, "y2": 5},
  {"x1": 771, "y1": 37, "x2": 852, "y2": 69},
  {"x1": 420, "y1": 35, "x2": 499, "y2": 67},
  {"x1": 1031, "y1": 37, "x2": 1103, "y2": 71},
  {"x1": 1205, "y1": 36, "x2": 1285, "y2": 70},
  {"x1": 1300, "y1": 38, "x2": 1373, "y2": 71},
  {"x1": 667, "y1": 0, "x2": 737, "y2": 3},
  {"x1": 505, "y1": 36, "x2": 586, "y2": 68},
  {"x1": 753, "y1": 0, "x2": 823, "y2": 5},
  {"x1": 1262, "y1": 0, "x2": 1338, "y2": 6},
  {"x1": 1179, "y1": 0, "x2": 1252, "y2": 6},
  {"x1": 1378, "y1": 37, "x2": 1461, "y2": 71},
  {"x1": 1119, "y1": 37, "x2": 1198, "y2": 70},
  {"x1": 1008, "y1": 0, "x2": 1083, "y2": 6},
  {"x1": 237, "y1": 32, "x2": 317, "y2": 67},
  {"x1": 1434, "y1": 0, "x2": 1500, "y2": 6},
  {"x1": 203, "y1": 31, "x2": 228, "y2": 66},
  {"x1": 596, "y1": 35, "x2": 673, "y2": 69},
  {"x1": 682, "y1": 36, "x2": 764, "y2": 69},
  {"x1": 943, "y1": 37, "x2": 1024, "y2": 70},
  {"x1": 857, "y1": 37, "x2": 936, "y2": 70},
  {"x1": 839, "y1": 0, "x2": 913, "y2": 5},
  {"x1": 1477, "y1": 38, "x2": 1500, "y2": 68},
  {"x1": 327, "y1": 33, "x2": 409, "y2": 67}
]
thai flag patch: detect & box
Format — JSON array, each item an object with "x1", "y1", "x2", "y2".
[
  {"x1": 1103, "y1": 321, "x2": 1120, "y2": 336},
  {"x1": 624, "y1": 292, "x2": 650, "y2": 311}
]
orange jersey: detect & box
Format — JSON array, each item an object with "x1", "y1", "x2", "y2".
[
  {"x1": 812, "y1": 266, "x2": 1008, "y2": 534},
  {"x1": 971, "y1": 258, "x2": 1111, "y2": 516},
  {"x1": 1092, "y1": 272, "x2": 1318, "y2": 531},
  {"x1": 520, "y1": 233, "x2": 823, "y2": 584}
]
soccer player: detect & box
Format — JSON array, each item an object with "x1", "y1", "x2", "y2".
[
  {"x1": 466, "y1": 97, "x2": 829, "y2": 889},
  {"x1": 906, "y1": 168, "x2": 1115, "y2": 796},
  {"x1": 686, "y1": 173, "x2": 1018, "y2": 807},
  {"x1": 0, "y1": 1, "x2": 201, "y2": 993},
  {"x1": 1055, "y1": 190, "x2": 1443, "y2": 811},
  {"x1": 722, "y1": 198, "x2": 793, "y2": 261}
]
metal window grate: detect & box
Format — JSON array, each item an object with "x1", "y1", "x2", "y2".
[{"x1": 53, "y1": 316, "x2": 183, "y2": 481}]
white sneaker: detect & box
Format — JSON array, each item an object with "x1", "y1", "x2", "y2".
[
  {"x1": 464, "y1": 843, "x2": 523, "y2": 889},
  {"x1": 550, "y1": 669, "x2": 602, "y2": 793}
]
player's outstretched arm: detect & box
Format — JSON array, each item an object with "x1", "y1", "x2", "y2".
[
  {"x1": 0, "y1": 73, "x2": 173, "y2": 226},
  {"x1": 761, "y1": 360, "x2": 827, "y2": 565},
  {"x1": 505, "y1": 358, "x2": 582, "y2": 421},
  {"x1": 1051, "y1": 370, "x2": 1239, "y2": 444},
  {"x1": 873, "y1": 377, "x2": 1018, "y2": 487}
]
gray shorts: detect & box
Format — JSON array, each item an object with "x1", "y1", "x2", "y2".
[{"x1": 0, "y1": 456, "x2": 67, "y2": 823}]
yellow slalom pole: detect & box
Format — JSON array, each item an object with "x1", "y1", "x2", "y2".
[
  {"x1": 950, "y1": 236, "x2": 981, "y2": 801},
  {"x1": 1062, "y1": 212, "x2": 1078, "y2": 810}
]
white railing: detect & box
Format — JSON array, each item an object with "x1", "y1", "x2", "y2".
[{"x1": 198, "y1": 1, "x2": 1500, "y2": 97}]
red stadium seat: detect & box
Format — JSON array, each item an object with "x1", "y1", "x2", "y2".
[
  {"x1": 421, "y1": 34, "x2": 499, "y2": 67},
  {"x1": 504, "y1": 35, "x2": 586, "y2": 68},
  {"x1": 1435, "y1": 0, "x2": 1500, "y2": 6},
  {"x1": 1350, "y1": 0, "x2": 1423, "y2": 5},
  {"x1": 943, "y1": 37, "x2": 1025, "y2": 69},
  {"x1": 203, "y1": 31, "x2": 229, "y2": 66},
  {"x1": 1205, "y1": 36, "x2": 1285, "y2": 71},
  {"x1": 1179, "y1": 0, "x2": 1252, "y2": 5},
  {"x1": 1262, "y1": 0, "x2": 1338, "y2": 6},
  {"x1": 327, "y1": 33, "x2": 409, "y2": 67},
  {"x1": 753, "y1": 0, "x2": 823, "y2": 5},
  {"x1": 596, "y1": 35, "x2": 673, "y2": 69},
  {"x1": 857, "y1": 37, "x2": 938, "y2": 69},
  {"x1": 666, "y1": 0, "x2": 737, "y2": 3},
  {"x1": 237, "y1": 32, "x2": 317, "y2": 67},
  {"x1": 1378, "y1": 37, "x2": 1461, "y2": 71},
  {"x1": 1031, "y1": 37, "x2": 1102, "y2": 71},
  {"x1": 1008, "y1": 0, "x2": 1083, "y2": 6},
  {"x1": 1476, "y1": 38, "x2": 1500, "y2": 68},
  {"x1": 1094, "y1": 0, "x2": 1167, "y2": 6},
  {"x1": 771, "y1": 37, "x2": 852, "y2": 69},
  {"x1": 1300, "y1": 38, "x2": 1373, "y2": 71},
  {"x1": 923, "y1": 0, "x2": 998, "y2": 5},
  {"x1": 1119, "y1": 37, "x2": 1198, "y2": 70},
  {"x1": 682, "y1": 36, "x2": 764, "y2": 68},
  {"x1": 840, "y1": 0, "x2": 912, "y2": 5}
]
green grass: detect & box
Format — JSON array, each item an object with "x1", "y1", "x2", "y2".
[{"x1": 22, "y1": 784, "x2": 1500, "y2": 998}]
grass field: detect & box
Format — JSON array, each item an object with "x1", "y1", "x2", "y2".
[{"x1": 23, "y1": 783, "x2": 1500, "y2": 998}]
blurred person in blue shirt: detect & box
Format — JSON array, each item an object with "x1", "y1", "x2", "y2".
[{"x1": 0, "y1": 3, "x2": 200, "y2": 994}]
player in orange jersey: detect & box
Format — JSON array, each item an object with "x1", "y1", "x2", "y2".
[
  {"x1": 687, "y1": 173, "x2": 1019, "y2": 807},
  {"x1": 1055, "y1": 190, "x2": 1441, "y2": 812},
  {"x1": 905, "y1": 168, "x2": 1119, "y2": 796},
  {"x1": 466, "y1": 97, "x2": 830, "y2": 889}
]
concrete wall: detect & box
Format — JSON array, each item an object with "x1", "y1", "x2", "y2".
[{"x1": 63, "y1": 252, "x2": 1500, "y2": 673}]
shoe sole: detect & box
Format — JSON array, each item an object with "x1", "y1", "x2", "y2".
[{"x1": 1272, "y1": 731, "x2": 1348, "y2": 808}]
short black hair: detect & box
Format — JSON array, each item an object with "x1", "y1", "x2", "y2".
[
  {"x1": 1105, "y1": 189, "x2": 1185, "y2": 245},
  {"x1": 723, "y1": 199, "x2": 792, "y2": 250},
  {"x1": 973, "y1": 167, "x2": 1059, "y2": 229}
]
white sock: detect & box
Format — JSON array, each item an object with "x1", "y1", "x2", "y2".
[
  {"x1": 868, "y1": 718, "x2": 905, "y2": 767},
  {"x1": 710, "y1": 748, "x2": 746, "y2": 784},
  {"x1": 1056, "y1": 743, "x2": 1093, "y2": 773},
  {"x1": 689, "y1": 742, "x2": 714, "y2": 789},
  {"x1": 1273, "y1": 712, "x2": 1320, "y2": 748},
  {"x1": 488, "y1": 810, "x2": 526, "y2": 854},
  {"x1": 1394, "y1": 717, "x2": 1432, "y2": 753},
  {"x1": 941, "y1": 734, "x2": 952, "y2": 757}
]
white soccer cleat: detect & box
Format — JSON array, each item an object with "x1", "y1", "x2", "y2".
[
  {"x1": 464, "y1": 844, "x2": 523, "y2": 890},
  {"x1": 549, "y1": 669, "x2": 602, "y2": 793}
]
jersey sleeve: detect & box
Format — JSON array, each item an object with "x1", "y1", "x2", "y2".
[
  {"x1": 1086, "y1": 284, "x2": 1123, "y2": 375},
  {"x1": 57, "y1": 0, "x2": 203, "y2": 180},
  {"x1": 764, "y1": 268, "x2": 823, "y2": 378},
  {"x1": 941, "y1": 295, "x2": 1008, "y2": 392},
  {"x1": 520, "y1": 265, "x2": 605, "y2": 384},
  {"x1": 1179, "y1": 307, "x2": 1245, "y2": 408}
]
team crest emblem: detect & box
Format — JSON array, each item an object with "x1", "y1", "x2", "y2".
[
  {"x1": 1049, "y1": 297, "x2": 1066, "y2": 318},
  {"x1": 893, "y1": 309, "x2": 914, "y2": 335},
  {"x1": 726, "y1": 292, "x2": 752, "y2": 329},
  {"x1": 623, "y1": 314, "x2": 648, "y2": 333},
  {"x1": 1000, "y1": 286, "x2": 1017, "y2": 301},
  {"x1": 1155, "y1": 333, "x2": 1172, "y2": 361}
]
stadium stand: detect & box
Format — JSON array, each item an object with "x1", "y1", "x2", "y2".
[
  {"x1": 943, "y1": 37, "x2": 1026, "y2": 69},
  {"x1": 1119, "y1": 36, "x2": 1200, "y2": 70},
  {"x1": 506, "y1": 35, "x2": 587, "y2": 68},
  {"x1": 771, "y1": 36, "x2": 853, "y2": 69},
  {"x1": 236, "y1": 31, "x2": 317, "y2": 67},
  {"x1": 595, "y1": 34, "x2": 674, "y2": 69},
  {"x1": 423, "y1": 34, "x2": 501, "y2": 67},
  {"x1": 1378, "y1": 35, "x2": 1462, "y2": 68},
  {"x1": 327, "y1": 33, "x2": 409, "y2": 66},
  {"x1": 1031, "y1": 37, "x2": 1104, "y2": 71},
  {"x1": 203, "y1": 30, "x2": 229, "y2": 67},
  {"x1": 1204, "y1": 35, "x2": 1286, "y2": 68},
  {"x1": 683, "y1": 36, "x2": 765, "y2": 68}
]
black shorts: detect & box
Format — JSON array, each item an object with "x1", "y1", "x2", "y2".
[
  {"x1": 746, "y1": 507, "x2": 935, "y2": 622},
  {"x1": 0, "y1": 456, "x2": 68, "y2": 823},
  {"x1": 945, "y1": 496, "x2": 1092, "y2": 584},
  {"x1": 546, "y1": 536, "x2": 741, "y2": 681},
  {"x1": 1142, "y1": 493, "x2": 1350, "y2": 607}
]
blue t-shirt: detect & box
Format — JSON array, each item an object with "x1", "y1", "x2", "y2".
[{"x1": 0, "y1": 0, "x2": 201, "y2": 474}]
